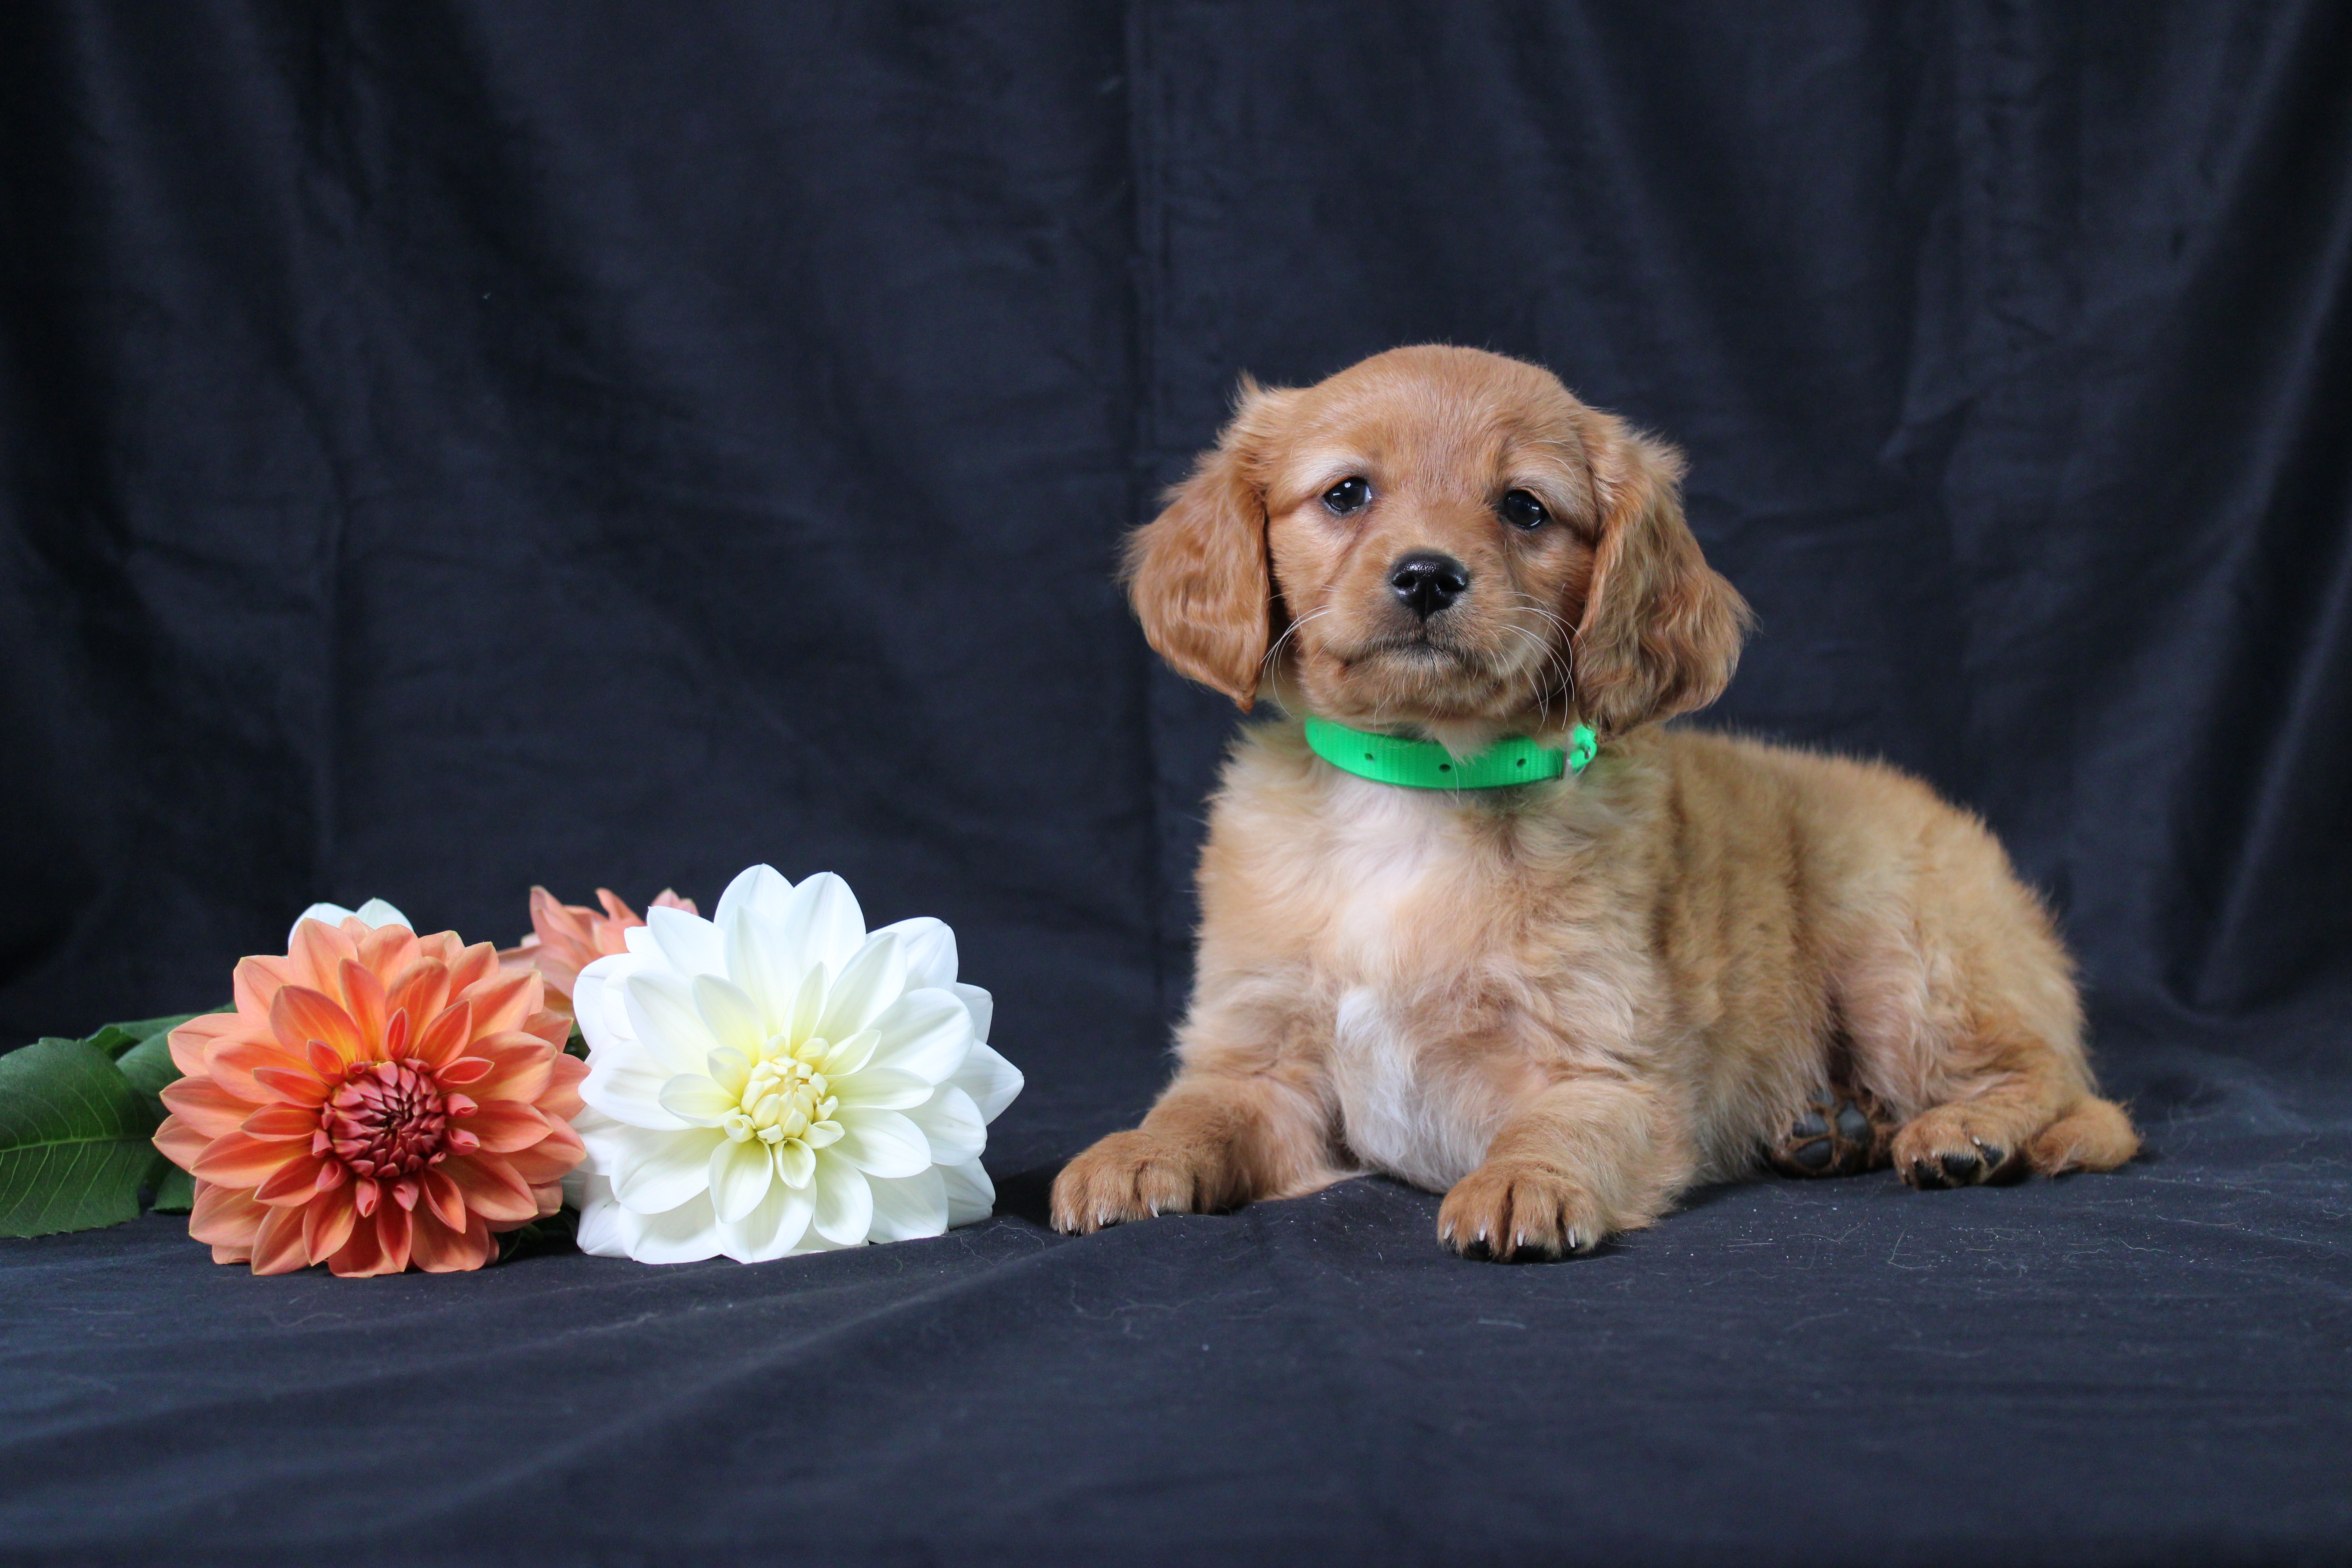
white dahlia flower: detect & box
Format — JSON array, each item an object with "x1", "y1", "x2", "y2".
[{"x1": 568, "y1": 865, "x2": 1021, "y2": 1263}]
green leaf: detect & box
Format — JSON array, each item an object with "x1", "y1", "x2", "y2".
[
  {"x1": 114, "y1": 1016, "x2": 210, "y2": 1217},
  {"x1": 495, "y1": 1205, "x2": 578, "y2": 1263},
  {"x1": 0, "y1": 1038, "x2": 163, "y2": 1238},
  {"x1": 113, "y1": 1031, "x2": 186, "y2": 1102},
  {"x1": 150, "y1": 1160, "x2": 195, "y2": 1214},
  {"x1": 84, "y1": 1014, "x2": 202, "y2": 1060}
]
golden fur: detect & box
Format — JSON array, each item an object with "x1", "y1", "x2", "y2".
[{"x1": 1052, "y1": 345, "x2": 2138, "y2": 1259}]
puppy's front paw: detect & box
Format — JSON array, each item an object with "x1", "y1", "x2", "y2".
[
  {"x1": 1050, "y1": 1130, "x2": 1228, "y2": 1235},
  {"x1": 1439, "y1": 1160, "x2": 1608, "y2": 1261},
  {"x1": 1893, "y1": 1104, "x2": 2029, "y2": 1189}
]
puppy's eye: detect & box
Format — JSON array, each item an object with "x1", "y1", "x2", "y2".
[
  {"x1": 1322, "y1": 477, "x2": 1371, "y2": 515},
  {"x1": 1499, "y1": 489, "x2": 1549, "y2": 530}
]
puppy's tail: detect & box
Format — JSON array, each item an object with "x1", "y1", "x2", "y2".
[{"x1": 2026, "y1": 1096, "x2": 2140, "y2": 1175}]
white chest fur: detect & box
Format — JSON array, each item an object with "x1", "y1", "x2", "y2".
[{"x1": 1312, "y1": 779, "x2": 1512, "y2": 1191}]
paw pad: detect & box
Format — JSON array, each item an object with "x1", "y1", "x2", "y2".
[{"x1": 1766, "y1": 1085, "x2": 1893, "y2": 1179}]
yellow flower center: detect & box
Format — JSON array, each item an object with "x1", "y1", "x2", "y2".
[{"x1": 719, "y1": 1035, "x2": 844, "y2": 1172}]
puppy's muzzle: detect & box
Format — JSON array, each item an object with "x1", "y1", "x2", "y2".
[{"x1": 1389, "y1": 551, "x2": 1470, "y2": 620}]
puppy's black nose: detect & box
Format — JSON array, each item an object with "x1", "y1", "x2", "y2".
[{"x1": 1389, "y1": 552, "x2": 1470, "y2": 619}]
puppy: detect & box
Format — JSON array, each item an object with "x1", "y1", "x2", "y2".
[{"x1": 1052, "y1": 345, "x2": 2138, "y2": 1259}]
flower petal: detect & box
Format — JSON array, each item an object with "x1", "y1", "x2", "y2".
[
  {"x1": 580, "y1": 1045, "x2": 693, "y2": 1131},
  {"x1": 269, "y1": 985, "x2": 362, "y2": 1064},
  {"x1": 209, "y1": 1040, "x2": 315, "y2": 1105},
  {"x1": 251, "y1": 1065, "x2": 330, "y2": 1106},
  {"x1": 158, "y1": 1075, "x2": 255, "y2": 1138},
  {"x1": 455, "y1": 1034, "x2": 555, "y2": 1101},
  {"x1": 871, "y1": 916, "x2": 958, "y2": 991},
  {"x1": 704, "y1": 1047, "x2": 751, "y2": 1099},
  {"x1": 572, "y1": 951, "x2": 644, "y2": 1052},
  {"x1": 707, "y1": 1135, "x2": 776, "y2": 1224},
  {"x1": 645, "y1": 905, "x2": 725, "y2": 980},
  {"x1": 904, "y1": 1085, "x2": 987, "y2": 1164},
  {"x1": 441, "y1": 1154, "x2": 539, "y2": 1223},
  {"x1": 189, "y1": 1180, "x2": 268, "y2": 1248},
  {"x1": 253, "y1": 1154, "x2": 328, "y2": 1206},
  {"x1": 717, "y1": 1177, "x2": 816, "y2": 1262},
  {"x1": 352, "y1": 897, "x2": 410, "y2": 930},
  {"x1": 505, "y1": 1120, "x2": 585, "y2": 1185},
  {"x1": 541, "y1": 1053, "x2": 589, "y2": 1122},
  {"x1": 829, "y1": 1068, "x2": 931, "y2": 1112},
  {"x1": 623, "y1": 971, "x2": 725, "y2": 1077},
  {"x1": 303, "y1": 1183, "x2": 359, "y2": 1263},
  {"x1": 231, "y1": 956, "x2": 294, "y2": 1021},
  {"x1": 152, "y1": 1116, "x2": 211, "y2": 1174},
  {"x1": 422, "y1": 1167, "x2": 468, "y2": 1231},
  {"x1": 862, "y1": 988, "x2": 973, "y2": 1084},
  {"x1": 713, "y1": 864, "x2": 792, "y2": 932},
  {"x1": 324, "y1": 1213, "x2": 385, "y2": 1276},
  {"x1": 193, "y1": 1132, "x2": 301, "y2": 1189},
  {"x1": 249, "y1": 1202, "x2": 311, "y2": 1275},
  {"x1": 462, "y1": 1099, "x2": 551, "y2": 1153},
  {"x1": 722, "y1": 906, "x2": 793, "y2": 1037},
  {"x1": 595, "y1": 1122, "x2": 726, "y2": 1214},
  {"x1": 289, "y1": 903, "x2": 356, "y2": 948},
  {"x1": 286, "y1": 917, "x2": 359, "y2": 996},
  {"x1": 774, "y1": 1138, "x2": 815, "y2": 1189},
  {"x1": 168, "y1": 1012, "x2": 242, "y2": 1077},
  {"x1": 784, "y1": 962, "x2": 827, "y2": 1050},
  {"x1": 577, "y1": 1178, "x2": 722, "y2": 1264},
  {"x1": 240, "y1": 1103, "x2": 321, "y2": 1142},
  {"x1": 356, "y1": 921, "x2": 421, "y2": 984},
  {"x1": 830, "y1": 1107, "x2": 930, "y2": 1179},
  {"x1": 656, "y1": 1074, "x2": 737, "y2": 1125},
  {"x1": 946, "y1": 1040, "x2": 1024, "y2": 1124},
  {"x1": 336, "y1": 957, "x2": 388, "y2": 1050},
  {"x1": 373, "y1": 1200, "x2": 414, "y2": 1274},
  {"x1": 410, "y1": 1000, "x2": 475, "y2": 1071},
  {"x1": 385, "y1": 958, "x2": 453, "y2": 1036},
  {"x1": 816, "y1": 1029, "x2": 878, "y2": 1078},
  {"x1": 458, "y1": 967, "x2": 541, "y2": 1039},
  {"x1": 691, "y1": 975, "x2": 767, "y2": 1060},
  {"x1": 865, "y1": 1164, "x2": 949, "y2": 1243},
  {"x1": 809, "y1": 1150, "x2": 873, "y2": 1245},
  {"x1": 445, "y1": 939, "x2": 506, "y2": 1000},
  {"x1": 816, "y1": 932, "x2": 906, "y2": 1043},
  {"x1": 941, "y1": 1158, "x2": 996, "y2": 1227},
  {"x1": 408, "y1": 1206, "x2": 492, "y2": 1272},
  {"x1": 951, "y1": 982, "x2": 994, "y2": 1046},
  {"x1": 778, "y1": 872, "x2": 866, "y2": 975}
]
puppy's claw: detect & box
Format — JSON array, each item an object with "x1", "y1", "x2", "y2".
[
  {"x1": 1439, "y1": 1159, "x2": 1611, "y2": 1263},
  {"x1": 1050, "y1": 1128, "x2": 1230, "y2": 1234},
  {"x1": 1895, "y1": 1108, "x2": 2035, "y2": 1190}
]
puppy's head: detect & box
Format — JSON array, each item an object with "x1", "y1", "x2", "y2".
[{"x1": 1125, "y1": 345, "x2": 1749, "y2": 744}]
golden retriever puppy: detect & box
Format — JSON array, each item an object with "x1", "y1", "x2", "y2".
[{"x1": 1051, "y1": 344, "x2": 2138, "y2": 1259}]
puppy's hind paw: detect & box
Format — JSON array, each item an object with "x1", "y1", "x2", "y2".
[
  {"x1": 1765, "y1": 1084, "x2": 1894, "y2": 1179},
  {"x1": 1893, "y1": 1105, "x2": 2029, "y2": 1189}
]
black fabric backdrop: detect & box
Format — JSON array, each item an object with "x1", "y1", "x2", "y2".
[{"x1": 3, "y1": 4, "x2": 2349, "y2": 1564}]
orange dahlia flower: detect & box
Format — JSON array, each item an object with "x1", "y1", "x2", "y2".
[
  {"x1": 153, "y1": 915, "x2": 588, "y2": 1276},
  {"x1": 496, "y1": 885, "x2": 695, "y2": 1019}
]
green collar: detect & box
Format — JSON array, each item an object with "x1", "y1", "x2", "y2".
[{"x1": 1303, "y1": 715, "x2": 1597, "y2": 790}]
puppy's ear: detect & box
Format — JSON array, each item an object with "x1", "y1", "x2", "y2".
[
  {"x1": 1571, "y1": 418, "x2": 1751, "y2": 738},
  {"x1": 1123, "y1": 378, "x2": 1296, "y2": 711}
]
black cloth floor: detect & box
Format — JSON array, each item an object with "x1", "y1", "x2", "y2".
[
  {"x1": 7, "y1": 1042, "x2": 2348, "y2": 1566},
  {"x1": 4, "y1": 5, "x2": 2350, "y2": 1564}
]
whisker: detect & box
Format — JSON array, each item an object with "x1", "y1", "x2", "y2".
[{"x1": 1261, "y1": 606, "x2": 1336, "y2": 679}]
